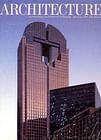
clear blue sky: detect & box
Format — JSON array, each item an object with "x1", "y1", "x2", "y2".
[{"x1": 0, "y1": 0, "x2": 101, "y2": 140}]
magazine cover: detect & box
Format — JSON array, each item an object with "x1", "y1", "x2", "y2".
[{"x1": 0, "y1": 0, "x2": 101, "y2": 140}]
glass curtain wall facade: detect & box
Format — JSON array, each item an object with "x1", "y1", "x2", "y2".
[
  {"x1": 50, "y1": 83, "x2": 101, "y2": 137},
  {"x1": 17, "y1": 22, "x2": 69, "y2": 140},
  {"x1": 53, "y1": 107, "x2": 101, "y2": 140}
]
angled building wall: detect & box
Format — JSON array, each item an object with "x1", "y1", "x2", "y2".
[
  {"x1": 53, "y1": 107, "x2": 101, "y2": 140},
  {"x1": 50, "y1": 82, "x2": 100, "y2": 137}
]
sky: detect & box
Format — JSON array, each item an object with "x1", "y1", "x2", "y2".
[{"x1": 0, "y1": 0, "x2": 101, "y2": 140}]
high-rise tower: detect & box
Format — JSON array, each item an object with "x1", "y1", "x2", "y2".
[{"x1": 17, "y1": 22, "x2": 69, "y2": 140}]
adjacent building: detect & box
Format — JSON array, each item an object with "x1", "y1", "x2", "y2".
[
  {"x1": 50, "y1": 83, "x2": 101, "y2": 137},
  {"x1": 17, "y1": 22, "x2": 69, "y2": 140},
  {"x1": 53, "y1": 107, "x2": 101, "y2": 140}
]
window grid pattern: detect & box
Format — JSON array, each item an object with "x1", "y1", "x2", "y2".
[
  {"x1": 17, "y1": 22, "x2": 69, "y2": 140},
  {"x1": 53, "y1": 107, "x2": 101, "y2": 140},
  {"x1": 50, "y1": 83, "x2": 97, "y2": 137}
]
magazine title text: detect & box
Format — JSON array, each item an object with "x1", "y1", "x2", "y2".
[{"x1": 0, "y1": 3, "x2": 101, "y2": 17}]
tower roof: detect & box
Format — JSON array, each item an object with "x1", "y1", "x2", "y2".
[{"x1": 23, "y1": 22, "x2": 66, "y2": 51}]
